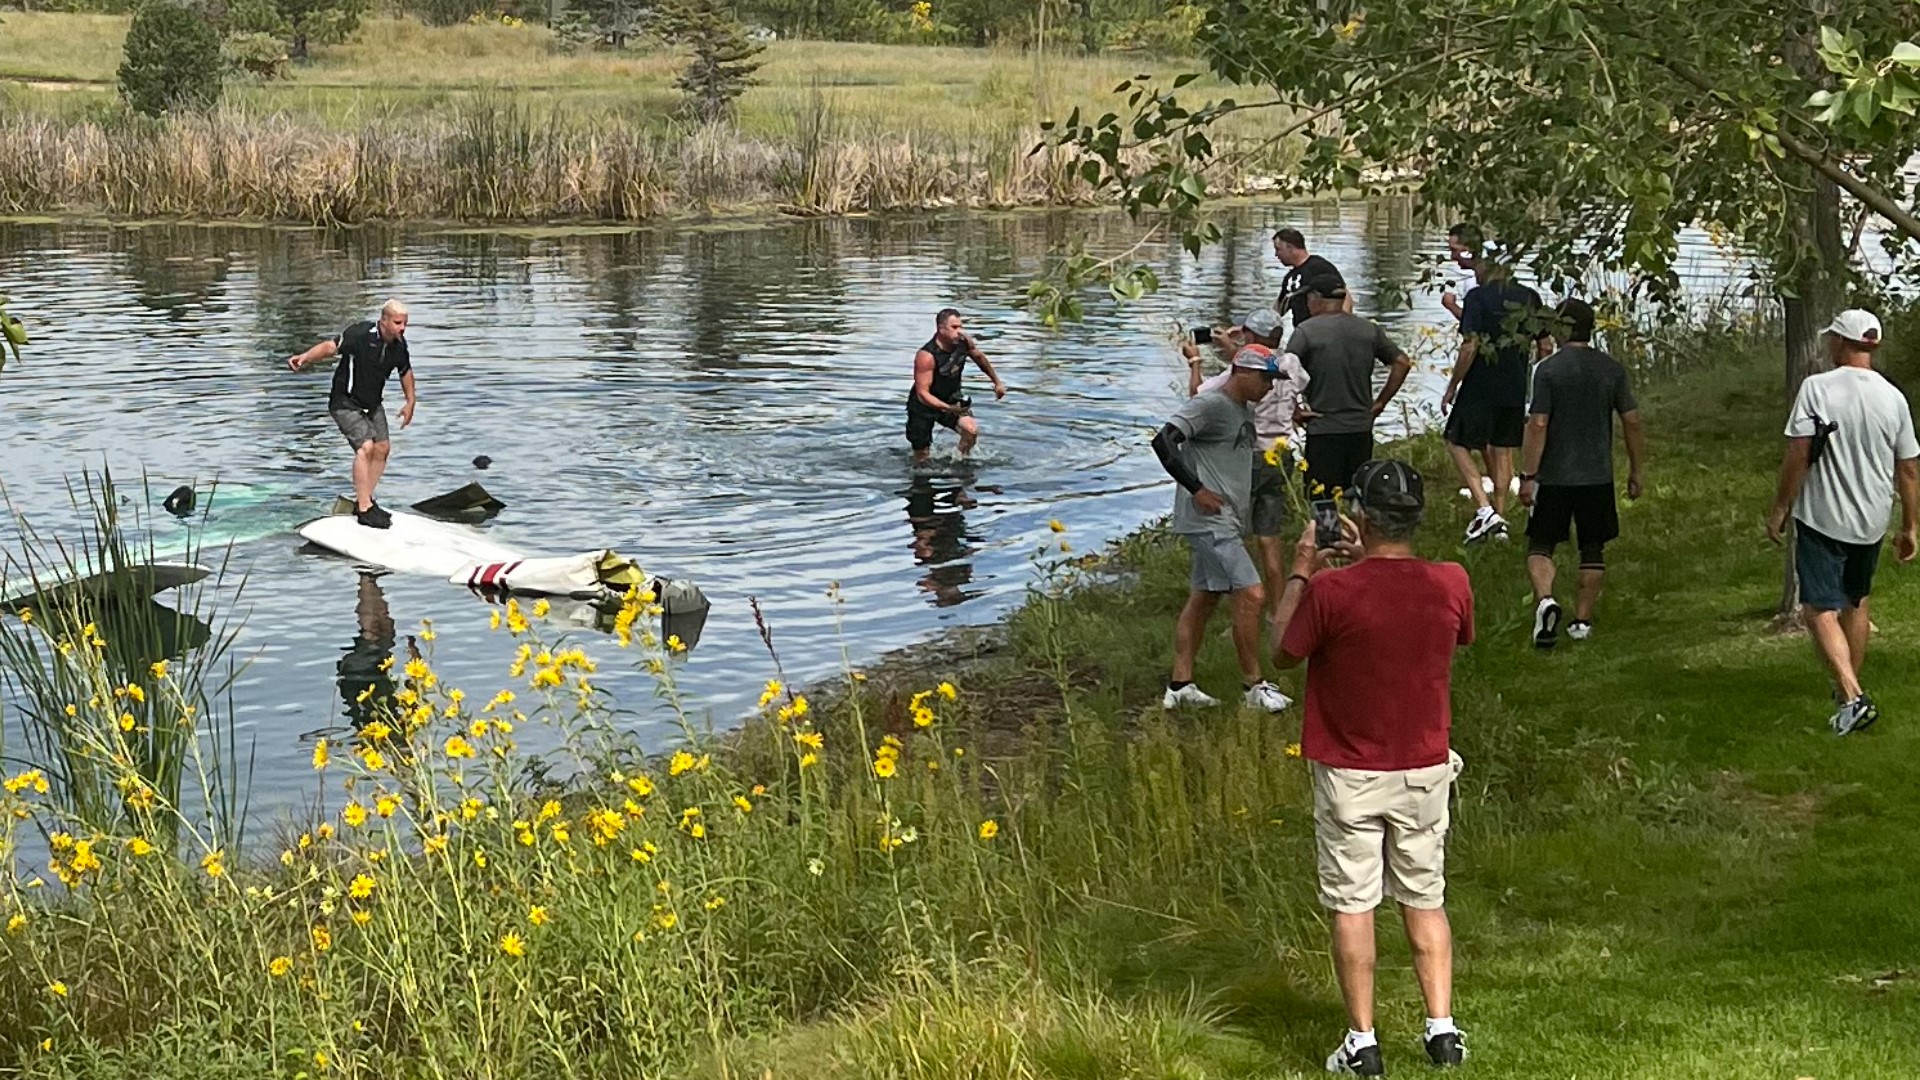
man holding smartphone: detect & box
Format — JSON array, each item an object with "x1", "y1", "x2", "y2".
[
  {"x1": 906, "y1": 308, "x2": 1007, "y2": 464},
  {"x1": 1268, "y1": 460, "x2": 1475, "y2": 1076},
  {"x1": 1183, "y1": 309, "x2": 1312, "y2": 619},
  {"x1": 1152, "y1": 344, "x2": 1294, "y2": 713}
]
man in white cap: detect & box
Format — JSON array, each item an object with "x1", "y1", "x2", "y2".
[
  {"x1": 1153, "y1": 344, "x2": 1295, "y2": 714},
  {"x1": 1766, "y1": 308, "x2": 1920, "y2": 734},
  {"x1": 1184, "y1": 308, "x2": 1312, "y2": 618}
]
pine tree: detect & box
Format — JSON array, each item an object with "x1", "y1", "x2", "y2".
[{"x1": 661, "y1": 0, "x2": 764, "y2": 124}]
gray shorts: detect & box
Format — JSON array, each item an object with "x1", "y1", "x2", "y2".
[
  {"x1": 1249, "y1": 454, "x2": 1291, "y2": 538},
  {"x1": 332, "y1": 405, "x2": 390, "y2": 449},
  {"x1": 1187, "y1": 532, "x2": 1262, "y2": 593}
]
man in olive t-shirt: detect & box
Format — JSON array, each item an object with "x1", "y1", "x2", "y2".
[{"x1": 1285, "y1": 278, "x2": 1414, "y2": 493}]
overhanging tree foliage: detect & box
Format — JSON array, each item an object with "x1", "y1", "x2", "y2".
[{"x1": 1041, "y1": 0, "x2": 1920, "y2": 383}]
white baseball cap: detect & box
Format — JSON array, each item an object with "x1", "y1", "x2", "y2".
[
  {"x1": 1824, "y1": 309, "x2": 1882, "y2": 344},
  {"x1": 1237, "y1": 307, "x2": 1285, "y2": 339}
]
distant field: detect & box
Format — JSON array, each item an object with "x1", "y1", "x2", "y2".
[{"x1": 0, "y1": 13, "x2": 1257, "y2": 138}]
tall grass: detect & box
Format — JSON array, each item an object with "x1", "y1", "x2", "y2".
[
  {"x1": 0, "y1": 470, "x2": 251, "y2": 854},
  {"x1": 0, "y1": 98, "x2": 1235, "y2": 223}
]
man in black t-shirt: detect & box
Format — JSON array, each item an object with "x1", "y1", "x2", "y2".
[
  {"x1": 906, "y1": 308, "x2": 1007, "y2": 464},
  {"x1": 1440, "y1": 224, "x2": 1551, "y2": 544},
  {"x1": 1273, "y1": 228, "x2": 1351, "y2": 331},
  {"x1": 288, "y1": 299, "x2": 417, "y2": 530}
]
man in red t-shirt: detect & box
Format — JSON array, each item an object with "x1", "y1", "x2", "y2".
[{"x1": 1269, "y1": 459, "x2": 1475, "y2": 1076}]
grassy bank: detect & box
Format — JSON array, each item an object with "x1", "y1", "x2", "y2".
[
  {"x1": 3, "y1": 334, "x2": 1920, "y2": 1078},
  {"x1": 0, "y1": 15, "x2": 1284, "y2": 223}
]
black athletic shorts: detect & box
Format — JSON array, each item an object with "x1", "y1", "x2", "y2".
[
  {"x1": 1444, "y1": 401, "x2": 1525, "y2": 450},
  {"x1": 1527, "y1": 484, "x2": 1619, "y2": 552},
  {"x1": 904, "y1": 403, "x2": 961, "y2": 450},
  {"x1": 1304, "y1": 431, "x2": 1374, "y2": 494},
  {"x1": 1795, "y1": 521, "x2": 1881, "y2": 612}
]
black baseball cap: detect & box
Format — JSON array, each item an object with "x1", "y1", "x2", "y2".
[
  {"x1": 1305, "y1": 273, "x2": 1348, "y2": 300},
  {"x1": 1352, "y1": 459, "x2": 1424, "y2": 512}
]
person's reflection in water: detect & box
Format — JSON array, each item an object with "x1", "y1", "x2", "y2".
[
  {"x1": 337, "y1": 572, "x2": 398, "y2": 730},
  {"x1": 903, "y1": 475, "x2": 982, "y2": 608}
]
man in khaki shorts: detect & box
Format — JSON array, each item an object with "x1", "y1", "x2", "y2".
[{"x1": 1268, "y1": 459, "x2": 1475, "y2": 1075}]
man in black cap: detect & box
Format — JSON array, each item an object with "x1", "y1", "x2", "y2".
[
  {"x1": 1268, "y1": 459, "x2": 1475, "y2": 1077},
  {"x1": 1285, "y1": 278, "x2": 1414, "y2": 495}
]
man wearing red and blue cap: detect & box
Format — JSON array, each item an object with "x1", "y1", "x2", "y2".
[{"x1": 1152, "y1": 344, "x2": 1295, "y2": 714}]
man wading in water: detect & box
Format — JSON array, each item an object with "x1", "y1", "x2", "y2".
[
  {"x1": 906, "y1": 308, "x2": 1007, "y2": 464},
  {"x1": 288, "y1": 300, "x2": 417, "y2": 530}
]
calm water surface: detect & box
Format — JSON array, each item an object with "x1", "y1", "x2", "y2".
[{"x1": 0, "y1": 202, "x2": 1747, "y2": 822}]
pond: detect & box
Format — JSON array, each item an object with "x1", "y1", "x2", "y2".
[{"x1": 0, "y1": 202, "x2": 1749, "y2": 824}]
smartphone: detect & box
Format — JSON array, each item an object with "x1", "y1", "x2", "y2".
[
  {"x1": 1312, "y1": 498, "x2": 1341, "y2": 549},
  {"x1": 1190, "y1": 326, "x2": 1213, "y2": 345}
]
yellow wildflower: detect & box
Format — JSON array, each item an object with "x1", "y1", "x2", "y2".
[
  {"x1": 758, "y1": 680, "x2": 784, "y2": 709},
  {"x1": 499, "y1": 931, "x2": 526, "y2": 957},
  {"x1": 347, "y1": 873, "x2": 376, "y2": 900},
  {"x1": 351, "y1": 910, "x2": 372, "y2": 927},
  {"x1": 794, "y1": 730, "x2": 823, "y2": 750},
  {"x1": 733, "y1": 795, "x2": 753, "y2": 813},
  {"x1": 268, "y1": 956, "x2": 293, "y2": 978},
  {"x1": 978, "y1": 820, "x2": 1000, "y2": 840},
  {"x1": 128, "y1": 837, "x2": 154, "y2": 857},
  {"x1": 443, "y1": 734, "x2": 476, "y2": 759},
  {"x1": 360, "y1": 748, "x2": 388, "y2": 771},
  {"x1": 528, "y1": 905, "x2": 550, "y2": 927},
  {"x1": 119, "y1": 713, "x2": 136, "y2": 732},
  {"x1": 799, "y1": 752, "x2": 819, "y2": 768},
  {"x1": 200, "y1": 850, "x2": 226, "y2": 879},
  {"x1": 316, "y1": 823, "x2": 335, "y2": 840},
  {"x1": 473, "y1": 849, "x2": 489, "y2": 868},
  {"x1": 69, "y1": 840, "x2": 101, "y2": 876},
  {"x1": 312, "y1": 739, "x2": 330, "y2": 770},
  {"x1": 669, "y1": 750, "x2": 696, "y2": 776},
  {"x1": 627, "y1": 775, "x2": 655, "y2": 798},
  {"x1": 311, "y1": 925, "x2": 333, "y2": 952},
  {"x1": 1284, "y1": 743, "x2": 1303, "y2": 759},
  {"x1": 374, "y1": 794, "x2": 400, "y2": 818},
  {"x1": 937, "y1": 682, "x2": 958, "y2": 701},
  {"x1": 704, "y1": 895, "x2": 726, "y2": 911},
  {"x1": 6, "y1": 912, "x2": 26, "y2": 934},
  {"x1": 423, "y1": 834, "x2": 449, "y2": 856},
  {"x1": 404, "y1": 658, "x2": 429, "y2": 681},
  {"x1": 873, "y1": 756, "x2": 897, "y2": 779},
  {"x1": 912, "y1": 707, "x2": 935, "y2": 728},
  {"x1": 342, "y1": 804, "x2": 368, "y2": 828},
  {"x1": 47, "y1": 981, "x2": 67, "y2": 997},
  {"x1": 532, "y1": 599, "x2": 551, "y2": 618},
  {"x1": 489, "y1": 609, "x2": 502, "y2": 631},
  {"x1": 126, "y1": 684, "x2": 145, "y2": 704}
]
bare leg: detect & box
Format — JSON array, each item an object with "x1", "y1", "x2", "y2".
[
  {"x1": 1171, "y1": 591, "x2": 1222, "y2": 683},
  {"x1": 1446, "y1": 443, "x2": 1491, "y2": 511},
  {"x1": 956, "y1": 416, "x2": 979, "y2": 458},
  {"x1": 1331, "y1": 911, "x2": 1378, "y2": 1033},
  {"x1": 1574, "y1": 568, "x2": 1605, "y2": 622},
  {"x1": 1485, "y1": 447, "x2": 1514, "y2": 516},
  {"x1": 1256, "y1": 536, "x2": 1287, "y2": 621},
  {"x1": 1230, "y1": 584, "x2": 1266, "y2": 684},
  {"x1": 1401, "y1": 905, "x2": 1455, "y2": 1021},
  {"x1": 352, "y1": 443, "x2": 377, "y2": 512},
  {"x1": 366, "y1": 440, "x2": 392, "y2": 504},
  {"x1": 1527, "y1": 553, "x2": 1556, "y2": 603},
  {"x1": 1841, "y1": 598, "x2": 1872, "y2": 679},
  {"x1": 1805, "y1": 607, "x2": 1863, "y2": 701}
]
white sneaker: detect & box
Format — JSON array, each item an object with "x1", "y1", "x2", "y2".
[
  {"x1": 1464, "y1": 506, "x2": 1504, "y2": 543},
  {"x1": 1567, "y1": 620, "x2": 1593, "y2": 641},
  {"x1": 1163, "y1": 683, "x2": 1220, "y2": 709},
  {"x1": 1532, "y1": 597, "x2": 1562, "y2": 649},
  {"x1": 1243, "y1": 681, "x2": 1292, "y2": 713},
  {"x1": 1480, "y1": 475, "x2": 1496, "y2": 495}
]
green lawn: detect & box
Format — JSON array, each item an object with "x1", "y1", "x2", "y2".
[
  {"x1": 703, "y1": 339, "x2": 1920, "y2": 1078},
  {"x1": 0, "y1": 13, "x2": 1248, "y2": 138}
]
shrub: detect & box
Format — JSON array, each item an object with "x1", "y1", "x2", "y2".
[
  {"x1": 117, "y1": 1, "x2": 225, "y2": 116},
  {"x1": 223, "y1": 29, "x2": 291, "y2": 79}
]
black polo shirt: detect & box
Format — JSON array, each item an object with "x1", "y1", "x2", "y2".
[
  {"x1": 329, "y1": 320, "x2": 411, "y2": 412},
  {"x1": 1279, "y1": 253, "x2": 1345, "y2": 328}
]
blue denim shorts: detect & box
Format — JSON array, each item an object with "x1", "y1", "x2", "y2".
[{"x1": 1796, "y1": 521, "x2": 1881, "y2": 612}]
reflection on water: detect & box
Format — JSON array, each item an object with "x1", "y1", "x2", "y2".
[
  {"x1": 338, "y1": 573, "x2": 398, "y2": 732},
  {"x1": 0, "y1": 202, "x2": 1749, "y2": 821}
]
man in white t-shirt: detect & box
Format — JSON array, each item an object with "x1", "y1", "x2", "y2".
[
  {"x1": 1182, "y1": 308, "x2": 1311, "y2": 619},
  {"x1": 1767, "y1": 309, "x2": 1920, "y2": 735}
]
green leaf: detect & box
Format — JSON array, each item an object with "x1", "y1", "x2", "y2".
[
  {"x1": 1853, "y1": 86, "x2": 1877, "y2": 126},
  {"x1": 1173, "y1": 72, "x2": 1201, "y2": 88},
  {"x1": 1893, "y1": 41, "x2": 1920, "y2": 67}
]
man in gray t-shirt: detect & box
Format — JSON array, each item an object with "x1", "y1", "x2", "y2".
[
  {"x1": 1518, "y1": 299, "x2": 1647, "y2": 650},
  {"x1": 1766, "y1": 308, "x2": 1920, "y2": 735},
  {"x1": 1151, "y1": 345, "x2": 1294, "y2": 715},
  {"x1": 1283, "y1": 278, "x2": 1414, "y2": 492}
]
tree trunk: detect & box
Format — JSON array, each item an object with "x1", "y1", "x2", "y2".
[{"x1": 1776, "y1": 165, "x2": 1847, "y2": 618}]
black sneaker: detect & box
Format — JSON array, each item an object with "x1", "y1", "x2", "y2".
[
  {"x1": 1325, "y1": 1041, "x2": 1385, "y2": 1076},
  {"x1": 1532, "y1": 597, "x2": 1561, "y2": 649},
  {"x1": 1426, "y1": 1030, "x2": 1467, "y2": 1067},
  {"x1": 356, "y1": 505, "x2": 392, "y2": 530},
  {"x1": 1831, "y1": 692, "x2": 1880, "y2": 736}
]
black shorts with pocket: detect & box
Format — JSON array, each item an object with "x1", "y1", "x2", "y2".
[
  {"x1": 1444, "y1": 400, "x2": 1525, "y2": 450},
  {"x1": 904, "y1": 401, "x2": 961, "y2": 450},
  {"x1": 1304, "y1": 431, "x2": 1374, "y2": 494},
  {"x1": 1794, "y1": 521, "x2": 1881, "y2": 612},
  {"x1": 1527, "y1": 483, "x2": 1619, "y2": 553}
]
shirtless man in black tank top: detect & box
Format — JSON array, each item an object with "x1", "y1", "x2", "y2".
[{"x1": 906, "y1": 308, "x2": 1006, "y2": 463}]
